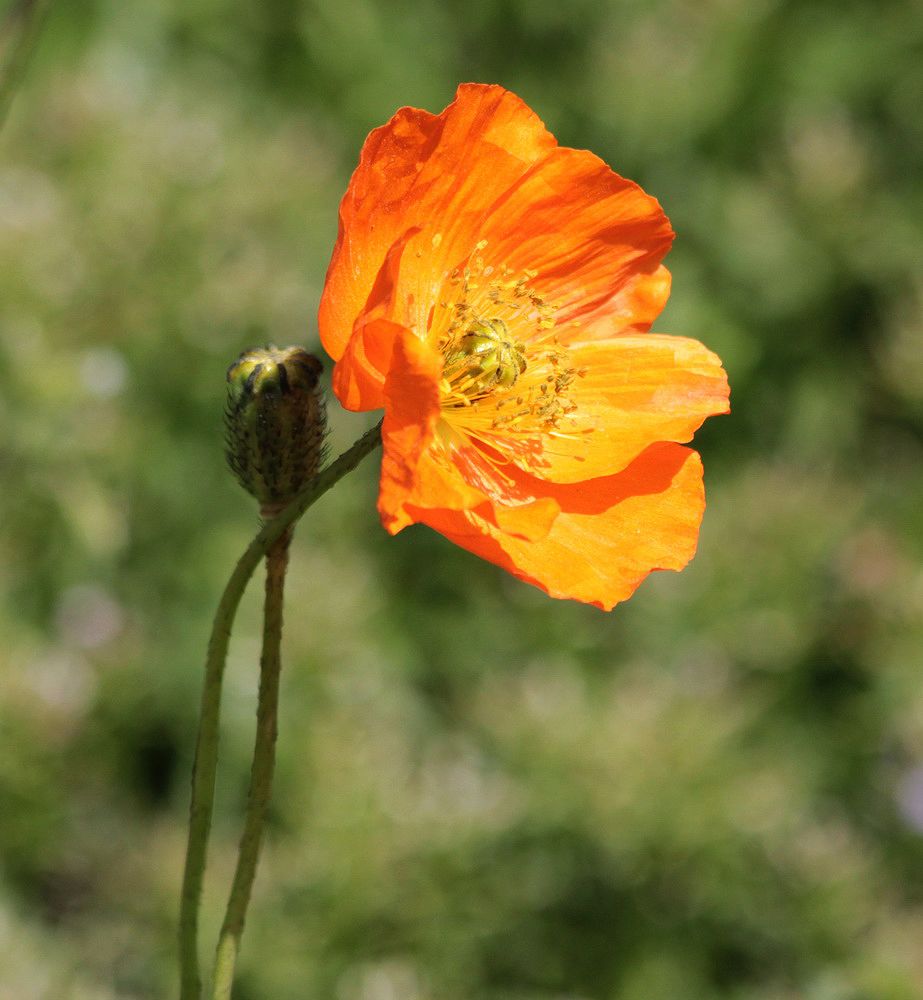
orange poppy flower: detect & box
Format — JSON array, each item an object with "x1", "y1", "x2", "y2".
[{"x1": 319, "y1": 84, "x2": 729, "y2": 611}]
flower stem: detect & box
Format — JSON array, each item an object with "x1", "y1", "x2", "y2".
[
  {"x1": 178, "y1": 420, "x2": 382, "y2": 1000},
  {"x1": 211, "y1": 525, "x2": 291, "y2": 1000}
]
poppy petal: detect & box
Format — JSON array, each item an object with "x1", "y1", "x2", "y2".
[
  {"x1": 514, "y1": 333, "x2": 730, "y2": 483},
  {"x1": 407, "y1": 443, "x2": 706, "y2": 611},
  {"x1": 379, "y1": 326, "x2": 561, "y2": 540},
  {"x1": 320, "y1": 84, "x2": 557, "y2": 363},
  {"x1": 333, "y1": 317, "x2": 404, "y2": 412},
  {"x1": 479, "y1": 145, "x2": 674, "y2": 337},
  {"x1": 377, "y1": 326, "x2": 463, "y2": 534}
]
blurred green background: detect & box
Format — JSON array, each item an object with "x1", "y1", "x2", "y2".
[{"x1": 2, "y1": 0, "x2": 923, "y2": 997}]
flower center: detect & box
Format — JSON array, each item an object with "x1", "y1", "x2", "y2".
[
  {"x1": 432, "y1": 240, "x2": 584, "y2": 447},
  {"x1": 441, "y1": 318, "x2": 527, "y2": 404}
]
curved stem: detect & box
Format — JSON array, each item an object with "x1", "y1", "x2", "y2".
[
  {"x1": 178, "y1": 420, "x2": 382, "y2": 1000},
  {"x1": 211, "y1": 527, "x2": 291, "y2": 1000}
]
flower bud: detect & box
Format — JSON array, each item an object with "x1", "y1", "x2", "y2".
[{"x1": 225, "y1": 346, "x2": 326, "y2": 514}]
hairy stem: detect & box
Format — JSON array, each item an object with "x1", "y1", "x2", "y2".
[
  {"x1": 211, "y1": 526, "x2": 290, "y2": 1000},
  {"x1": 178, "y1": 420, "x2": 382, "y2": 1000}
]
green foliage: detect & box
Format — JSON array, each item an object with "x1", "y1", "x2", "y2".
[{"x1": 1, "y1": 0, "x2": 923, "y2": 996}]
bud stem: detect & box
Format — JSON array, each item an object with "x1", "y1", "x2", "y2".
[
  {"x1": 179, "y1": 420, "x2": 382, "y2": 1000},
  {"x1": 211, "y1": 526, "x2": 291, "y2": 1000}
]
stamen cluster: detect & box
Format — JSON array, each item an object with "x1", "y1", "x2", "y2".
[{"x1": 435, "y1": 240, "x2": 583, "y2": 444}]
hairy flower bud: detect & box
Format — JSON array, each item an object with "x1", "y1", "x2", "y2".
[{"x1": 225, "y1": 346, "x2": 326, "y2": 514}]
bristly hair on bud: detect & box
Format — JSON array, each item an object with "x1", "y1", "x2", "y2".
[{"x1": 225, "y1": 346, "x2": 327, "y2": 516}]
